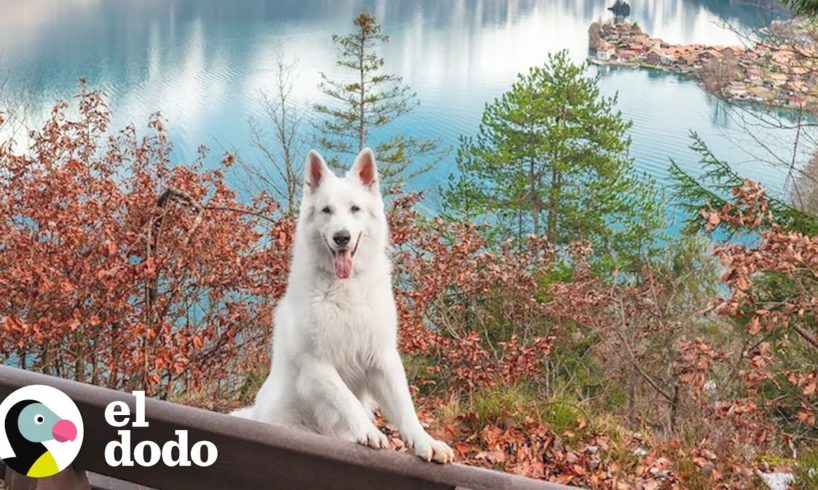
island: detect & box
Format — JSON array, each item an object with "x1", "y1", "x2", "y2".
[{"x1": 588, "y1": 19, "x2": 818, "y2": 111}]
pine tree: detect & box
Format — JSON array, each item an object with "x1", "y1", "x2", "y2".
[
  {"x1": 670, "y1": 132, "x2": 818, "y2": 235},
  {"x1": 314, "y1": 10, "x2": 442, "y2": 190},
  {"x1": 443, "y1": 50, "x2": 661, "y2": 268},
  {"x1": 787, "y1": 0, "x2": 818, "y2": 17}
]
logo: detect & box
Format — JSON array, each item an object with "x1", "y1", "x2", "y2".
[
  {"x1": 103, "y1": 391, "x2": 217, "y2": 468},
  {"x1": 0, "y1": 385, "x2": 84, "y2": 478}
]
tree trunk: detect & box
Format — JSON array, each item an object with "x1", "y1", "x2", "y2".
[
  {"x1": 529, "y1": 157, "x2": 540, "y2": 238},
  {"x1": 546, "y1": 114, "x2": 563, "y2": 244},
  {"x1": 277, "y1": 75, "x2": 295, "y2": 215},
  {"x1": 547, "y1": 165, "x2": 560, "y2": 243},
  {"x1": 669, "y1": 383, "x2": 680, "y2": 432},
  {"x1": 358, "y1": 33, "x2": 366, "y2": 151}
]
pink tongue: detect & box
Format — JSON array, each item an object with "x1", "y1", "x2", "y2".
[{"x1": 334, "y1": 249, "x2": 354, "y2": 279}]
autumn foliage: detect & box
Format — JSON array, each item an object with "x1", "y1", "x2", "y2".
[
  {"x1": 704, "y1": 181, "x2": 818, "y2": 442},
  {"x1": 389, "y1": 194, "x2": 555, "y2": 391},
  {"x1": 0, "y1": 86, "x2": 292, "y2": 397},
  {"x1": 2, "y1": 90, "x2": 817, "y2": 488}
]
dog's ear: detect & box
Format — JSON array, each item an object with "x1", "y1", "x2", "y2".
[
  {"x1": 304, "y1": 150, "x2": 330, "y2": 192},
  {"x1": 349, "y1": 148, "x2": 379, "y2": 191}
]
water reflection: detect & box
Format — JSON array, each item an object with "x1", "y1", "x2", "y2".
[{"x1": 0, "y1": 0, "x2": 797, "y2": 199}]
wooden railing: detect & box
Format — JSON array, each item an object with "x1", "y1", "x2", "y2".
[{"x1": 0, "y1": 366, "x2": 575, "y2": 490}]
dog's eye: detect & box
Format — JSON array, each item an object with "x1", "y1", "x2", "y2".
[
  {"x1": 321, "y1": 206, "x2": 332, "y2": 214},
  {"x1": 351, "y1": 205, "x2": 360, "y2": 213}
]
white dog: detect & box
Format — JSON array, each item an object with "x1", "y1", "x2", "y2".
[{"x1": 236, "y1": 148, "x2": 453, "y2": 464}]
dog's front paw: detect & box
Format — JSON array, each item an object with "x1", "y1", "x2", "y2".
[
  {"x1": 408, "y1": 434, "x2": 454, "y2": 464},
  {"x1": 351, "y1": 421, "x2": 388, "y2": 449}
]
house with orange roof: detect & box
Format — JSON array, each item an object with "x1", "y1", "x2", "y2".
[
  {"x1": 596, "y1": 42, "x2": 615, "y2": 61},
  {"x1": 720, "y1": 46, "x2": 742, "y2": 58},
  {"x1": 700, "y1": 48, "x2": 723, "y2": 62},
  {"x1": 645, "y1": 49, "x2": 664, "y2": 66}
]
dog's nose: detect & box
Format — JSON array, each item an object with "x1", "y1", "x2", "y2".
[{"x1": 333, "y1": 230, "x2": 351, "y2": 247}]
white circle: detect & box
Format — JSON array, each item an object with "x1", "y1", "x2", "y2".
[{"x1": 0, "y1": 385, "x2": 84, "y2": 476}]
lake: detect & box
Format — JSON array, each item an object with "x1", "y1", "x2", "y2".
[{"x1": 0, "y1": 0, "x2": 811, "y2": 220}]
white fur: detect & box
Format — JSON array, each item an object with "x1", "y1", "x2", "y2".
[{"x1": 236, "y1": 148, "x2": 454, "y2": 464}]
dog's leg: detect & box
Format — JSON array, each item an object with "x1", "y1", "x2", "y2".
[
  {"x1": 368, "y1": 350, "x2": 454, "y2": 463},
  {"x1": 297, "y1": 360, "x2": 388, "y2": 449}
]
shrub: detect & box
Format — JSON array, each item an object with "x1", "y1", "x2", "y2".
[{"x1": 0, "y1": 87, "x2": 292, "y2": 397}]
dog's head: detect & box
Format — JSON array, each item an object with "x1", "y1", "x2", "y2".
[{"x1": 298, "y1": 148, "x2": 387, "y2": 280}]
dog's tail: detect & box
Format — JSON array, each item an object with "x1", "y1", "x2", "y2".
[{"x1": 230, "y1": 406, "x2": 254, "y2": 419}]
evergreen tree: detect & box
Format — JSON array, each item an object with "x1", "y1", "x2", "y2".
[
  {"x1": 314, "y1": 10, "x2": 442, "y2": 190},
  {"x1": 670, "y1": 132, "x2": 818, "y2": 235},
  {"x1": 787, "y1": 0, "x2": 818, "y2": 16},
  {"x1": 443, "y1": 50, "x2": 661, "y2": 268}
]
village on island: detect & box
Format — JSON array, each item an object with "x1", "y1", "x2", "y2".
[{"x1": 588, "y1": 17, "x2": 818, "y2": 111}]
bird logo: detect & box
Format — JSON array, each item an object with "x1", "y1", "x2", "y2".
[{"x1": 0, "y1": 385, "x2": 84, "y2": 478}]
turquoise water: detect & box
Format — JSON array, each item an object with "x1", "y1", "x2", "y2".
[{"x1": 0, "y1": 0, "x2": 811, "y2": 218}]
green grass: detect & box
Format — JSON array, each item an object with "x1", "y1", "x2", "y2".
[
  {"x1": 795, "y1": 448, "x2": 818, "y2": 490},
  {"x1": 469, "y1": 383, "x2": 531, "y2": 426},
  {"x1": 674, "y1": 457, "x2": 716, "y2": 490},
  {"x1": 541, "y1": 399, "x2": 584, "y2": 433},
  {"x1": 402, "y1": 353, "x2": 445, "y2": 397}
]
